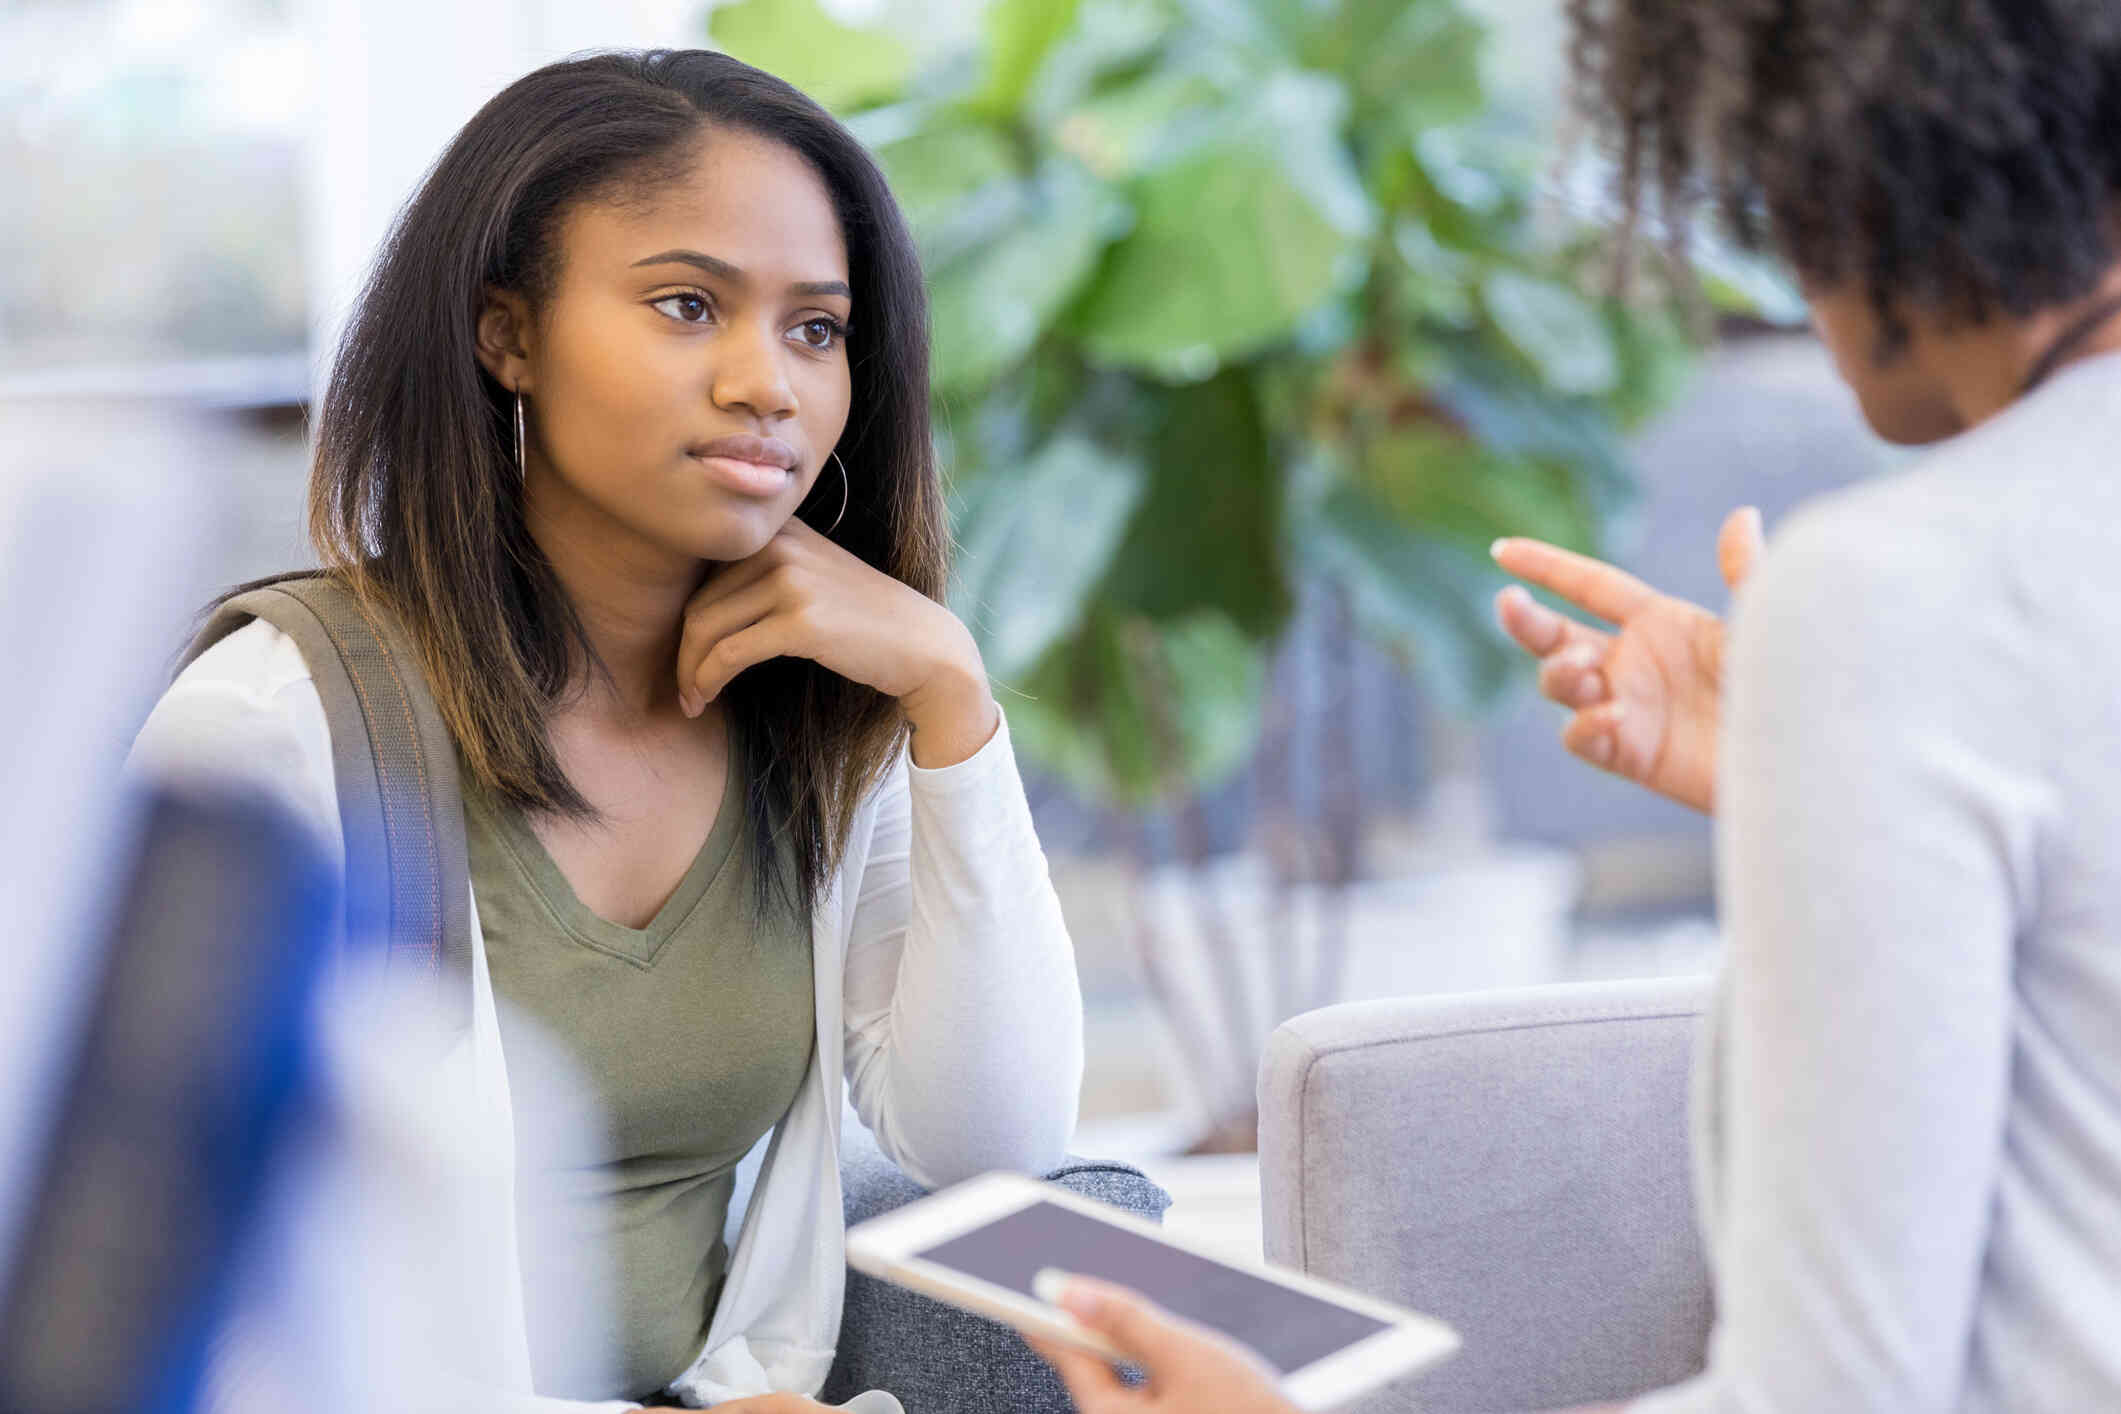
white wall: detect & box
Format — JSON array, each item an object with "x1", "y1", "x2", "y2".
[{"x1": 300, "y1": 0, "x2": 710, "y2": 395}]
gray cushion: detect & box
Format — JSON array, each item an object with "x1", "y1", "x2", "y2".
[
  {"x1": 822, "y1": 1124, "x2": 1172, "y2": 1413},
  {"x1": 1258, "y1": 977, "x2": 1714, "y2": 1413}
]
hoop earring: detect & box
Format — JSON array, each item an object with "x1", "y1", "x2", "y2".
[
  {"x1": 513, "y1": 388, "x2": 527, "y2": 484},
  {"x1": 823, "y1": 451, "x2": 849, "y2": 536}
]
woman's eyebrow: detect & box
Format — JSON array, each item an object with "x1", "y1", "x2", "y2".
[{"x1": 630, "y1": 248, "x2": 850, "y2": 299}]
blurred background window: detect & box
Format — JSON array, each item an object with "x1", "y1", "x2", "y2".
[{"x1": 0, "y1": 0, "x2": 311, "y2": 400}]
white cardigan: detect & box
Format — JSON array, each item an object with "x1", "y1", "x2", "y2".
[{"x1": 125, "y1": 618, "x2": 1085, "y2": 1410}]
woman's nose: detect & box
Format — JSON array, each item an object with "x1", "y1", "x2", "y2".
[{"x1": 711, "y1": 323, "x2": 798, "y2": 421}]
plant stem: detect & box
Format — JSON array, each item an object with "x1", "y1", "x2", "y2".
[
  {"x1": 1125, "y1": 619, "x2": 1261, "y2": 1129},
  {"x1": 1310, "y1": 577, "x2": 1363, "y2": 1012}
]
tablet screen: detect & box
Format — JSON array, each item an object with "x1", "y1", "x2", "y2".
[{"x1": 913, "y1": 1200, "x2": 1390, "y2": 1374}]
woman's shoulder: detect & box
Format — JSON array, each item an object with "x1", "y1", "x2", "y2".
[
  {"x1": 125, "y1": 616, "x2": 341, "y2": 854},
  {"x1": 176, "y1": 615, "x2": 319, "y2": 696}
]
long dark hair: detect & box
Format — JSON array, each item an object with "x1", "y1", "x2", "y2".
[{"x1": 214, "y1": 49, "x2": 946, "y2": 919}]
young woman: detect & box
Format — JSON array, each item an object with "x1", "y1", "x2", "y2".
[
  {"x1": 1032, "y1": 1, "x2": 2121, "y2": 1410},
  {"x1": 125, "y1": 50, "x2": 1082, "y2": 1412}
]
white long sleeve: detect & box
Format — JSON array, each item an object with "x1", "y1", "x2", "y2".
[{"x1": 839, "y1": 711, "x2": 1084, "y2": 1189}]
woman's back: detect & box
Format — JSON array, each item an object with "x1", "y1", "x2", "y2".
[{"x1": 1656, "y1": 349, "x2": 2121, "y2": 1411}]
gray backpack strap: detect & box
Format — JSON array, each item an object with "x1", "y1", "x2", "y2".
[{"x1": 177, "y1": 572, "x2": 472, "y2": 1025}]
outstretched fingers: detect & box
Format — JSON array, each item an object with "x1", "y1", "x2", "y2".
[
  {"x1": 1491, "y1": 538, "x2": 1657, "y2": 626},
  {"x1": 1495, "y1": 584, "x2": 1612, "y2": 660}
]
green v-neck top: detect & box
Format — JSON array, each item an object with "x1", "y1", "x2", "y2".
[{"x1": 461, "y1": 732, "x2": 815, "y2": 1402}]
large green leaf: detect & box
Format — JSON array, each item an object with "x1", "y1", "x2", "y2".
[
  {"x1": 1602, "y1": 301, "x2": 1697, "y2": 431},
  {"x1": 708, "y1": 0, "x2": 911, "y2": 112},
  {"x1": 971, "y1": 0, "x2": 1084, "y2": 119},
  {"x1": 1304, "y1": 483, "x2": 1516, "y2": 713},
  {"x1": 949, "y1": 433, "x2": 1144, "y2": 680},
  {"x1": 1303, "y1": 0, "x2": 1487, "y2": 122},
  {"x1": 1098, "y1": 370, "x2": 1292, "y2": 637},
  {"x1": 1052, "y1": 67, "x2": 1223, "y2": 181},
  {"x1": 1007, "y1": 606, "x2": 1264, "y2": 804},
  {"x1": 869, "y1": 121, "x2": 1020, "y2": 252},
  {"x1": 1359, "y1": 424, "x2": 1599, "y2": 555},
  {"x1": 1067, "y1": 73, "x2": 1372, "y2": 376},
  {"x1": 928, "y1": 161, "x2": 1119, "y2": 396},
  {"x1": 1482, "y1": 269, "x2": 1620, "y2": 396},
  {"x1": 1432, "y1": 345, "x2": 1638, "y2": 523},
  {"x1": 1690, "y1": 233, "x2": 1808, "y2": 325},
  {"x1": 1020, "y1": 0, "x2": 1177, "y2": 128},
  {"x1": 1404, "y1": 122, "x2": 1533, "y2": 244}
]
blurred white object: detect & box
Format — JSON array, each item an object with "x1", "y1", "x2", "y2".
[
  {"x1": 0, "y1": 396, "x2": 229, "y2": 1284},
  {"x1": 203, "y1": 956, "x2": 621, "y2": 1414}
]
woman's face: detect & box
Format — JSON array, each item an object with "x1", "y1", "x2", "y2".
[
  {"x1": 481, "y1": 129, "x2": 855, "y2": 565},
  {"x1": 1803, "y1": 281, "x2": 1964, "y2": 446}
]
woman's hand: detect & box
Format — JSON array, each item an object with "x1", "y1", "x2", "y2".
[
  {"x1": 696, "y1": 1396, "x2": 837, "y2": 1412},
  {"x1": 1025, "y1": 1276, "x2": 1300, "y2": 1414},
  {"x1": 1491, "y1": 507, "x2": 1763, "y2": 816},
  {"x1": 676, "y1": 518, "x2": 999, "y2": 768}
]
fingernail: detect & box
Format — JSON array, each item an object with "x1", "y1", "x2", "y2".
[
  {"x1": 1036, "y1": 1269, "x2": 1101, "y2": 1318},
  {"x1": 1061, "y1": 1288, "x2": 1101, "y2": 1319},
  {"x1": 1033, "y1": 1268, "x2": 1072, "y2": 1307},
  {"x1": 1588, "y1": 733, "x2": 1615, "y2": 766},
  {"x1": 680, "y1": 692, "x2": 699, "y2": 717},
  {"x1": 1573, "y1": 672, "x2": 1606, "y2": 707},
  {"x1": 1490, "y1": 538, "x2": 1512, "y2": 561}
]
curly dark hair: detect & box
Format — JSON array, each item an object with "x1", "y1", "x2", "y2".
[{"x1": 1566, "y1": 0, "x2": 2121, "y2": 349}]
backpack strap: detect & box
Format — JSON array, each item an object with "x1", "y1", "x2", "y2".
[{"x1": 176, "y1": 571, "x2": 472, "y2": 1028}]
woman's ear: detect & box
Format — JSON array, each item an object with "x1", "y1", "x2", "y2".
[{"x1": 474, "y1": 285, "x2": 536, "y2": 393}]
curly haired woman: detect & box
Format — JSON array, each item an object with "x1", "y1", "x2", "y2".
[{"x1": 1033, "y1": 3, "x2": 2121, "y2": 1410}]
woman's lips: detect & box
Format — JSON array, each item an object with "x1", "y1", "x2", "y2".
[
  {"x1": 688, "y1": 433, "x2": 799, "y2": 499},
  {"x1": 690, "y1": 452, "x2": 795, "y2": 498}
]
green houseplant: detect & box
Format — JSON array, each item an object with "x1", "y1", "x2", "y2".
[{"x1": 711, "y1": 0, "x2": 1712, "y2": 1145}]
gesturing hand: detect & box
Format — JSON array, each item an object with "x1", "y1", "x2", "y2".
[
  {"x1": 1024, "y1": 1276, "x2": 1299, "y2": 1414},
  {"x1": 1491, "y1": 506, "x2": 1764, "y2": 816},
  {"x1": 677, "y1": 518, "x2": 999, "y2": 768}
]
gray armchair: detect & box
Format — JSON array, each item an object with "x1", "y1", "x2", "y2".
[
  {"x1": 1259, "y1": 976, "x2": 1715, "y2": 1412},
  {"x1": 820, "y1": 1121, "x2": 1172, "y2": 1412}
]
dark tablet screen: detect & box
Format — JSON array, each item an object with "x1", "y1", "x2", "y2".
[{"x1": 913, "y1": 1200, "x2": 1390, "y2": 1374}]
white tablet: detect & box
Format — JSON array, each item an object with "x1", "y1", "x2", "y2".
[{"x1": 845, "y1": 1173, "x2": 1459, "y2": 1411}]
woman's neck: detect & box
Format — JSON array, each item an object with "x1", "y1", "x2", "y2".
[
  {"x1": 525, "y1": 483, "x2": 711, "y2": 726},
  {"x1": 1927, "y1": 264, "x2": 2121, "y2": 430}
]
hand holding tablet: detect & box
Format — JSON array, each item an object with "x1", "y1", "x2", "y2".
[
  {"x1": 1026, "y1": 1273, "x2": 1305, "y2": 1414},
  {"x1": 844, "y1": 1174, "x2": 1457, "y2": 1412}
]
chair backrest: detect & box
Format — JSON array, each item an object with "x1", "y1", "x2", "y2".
[{"x1": 1259, "y1": 975, "x2": 1715, "y2": 1413}]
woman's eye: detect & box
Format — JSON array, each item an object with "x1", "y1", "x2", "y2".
[
  {"x1": 796, "y1": 317, "x2": 845, "y2": 351},
  {"x1": 654, "y1": 293, "x2": 711, "y2": 323}
]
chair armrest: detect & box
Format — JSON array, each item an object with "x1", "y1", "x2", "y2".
[
  {"x1": 822, "y1": 1121, "x2": 1172, "y2": 1413},
  {"x1": 1259, "y1": 976, "x2": 1715, "y2": 1412}
]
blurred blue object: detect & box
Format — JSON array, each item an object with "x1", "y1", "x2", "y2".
[{"x1": 0, "y1": 781, "x2": 337, "y2": 1414}]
